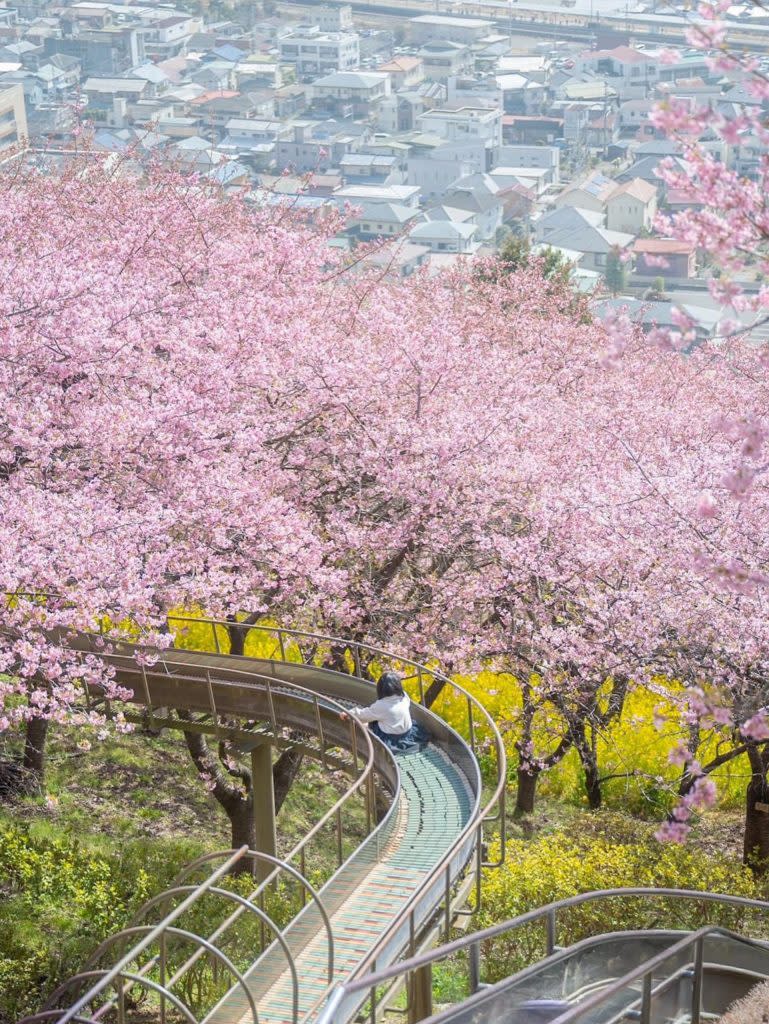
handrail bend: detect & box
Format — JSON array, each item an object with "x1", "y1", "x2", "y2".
[
  {"x1": 315, "y1": 888, "x2": 769, "y2": 1024},
  {"x1": 11, "y1": 615, "x2": 506, "y2": 1024},
  {"x1": 29, "y1": 666, "x2": 378, "y2": 1024},
  {"x1": 153, "y1": 615, "x2": 507, "y2": 1022}
]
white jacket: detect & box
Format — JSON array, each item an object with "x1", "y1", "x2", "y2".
[{"x1": 350, "y1": 694, "x2": 412, "y2": 735}]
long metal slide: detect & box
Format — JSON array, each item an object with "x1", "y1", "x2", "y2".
[{"x1": 17, "y1": 618, "x2": 506, "y2": 1024}]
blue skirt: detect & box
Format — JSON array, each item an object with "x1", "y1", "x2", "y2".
[{"x1": 369, "y1": 720, "x2": 429, "y2": 754}]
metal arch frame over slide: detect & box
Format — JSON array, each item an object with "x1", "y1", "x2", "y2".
[{"x1": 17, "y1": 616, "x2": 507, "y2": 1024}]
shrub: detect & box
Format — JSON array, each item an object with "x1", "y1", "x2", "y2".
[{"x1": 476, "y1": 823, "x2": 765, "y2": 983}]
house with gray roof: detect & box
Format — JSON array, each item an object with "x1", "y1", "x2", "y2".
[
  {"x1": 351, "y1": 200, "x2": 422, "y2": 238},
  {"x1": 409, "y1": 217, "x2": 479, "y2": 253},
  {"x1": 534, "y1": 206, "x2": 633, "y2": 273}
]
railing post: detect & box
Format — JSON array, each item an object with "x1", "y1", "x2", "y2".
[
  {"x1": 408, "y1": 964, "x2": 433, "y2": 1024},
  {"x1": 159, "y1": 931, "x2": 167, "y2": 1024},
  {"x1": 545, "y1": 910, "x2": 557, "y2": 955},
  {"x1": 469, "y1": 940, "x2": 481, "y2": 994},
  {"x1": 474, "y1": 828, "x2": 483, "y2": 911},
  {"x1": 336, "y1": 806, "x2": 343, "y2": 866},
  {"x1": 691, "y1": 935, "x2": 704, "y2": 1024},
  {"x1": 444, "y1": 863, "x2": 451, "y2": 941},
  {"x1": 251, "y1": 743, "x2": 277, "y2": 880},
  {"x1": 640, "y1": 971, "x2": 652, "y2": 1024}
]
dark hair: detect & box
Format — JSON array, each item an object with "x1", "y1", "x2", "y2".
[{"x1": 377, "y1": 671, "x2": 405, "y2": 700}]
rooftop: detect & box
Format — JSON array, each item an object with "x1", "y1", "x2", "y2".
[
  {"x1": 633, "y1": 238, "x2": 696, "y2": 254},
  {"x1": 409, "y1": 14, "x2": 494, "y2": 26},
  {"x1": 608, "y1": 178, "x2": 658, "y2": 203}
]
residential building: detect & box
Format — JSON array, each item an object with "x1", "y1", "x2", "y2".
[
  {"x1": 312, "y1": 70, "x2": 390, "y2": 117},
  {"x1": 352, "y1": 199, "x2": 421, "y2": 237},
  {"x1": 554, "y1": 171, "x2": 615, "y2": 215},
  {"x1": 597, "y1": 298, "x2": 718, "y2": 342},
  {"x1": 408, "y1": 15, "x2": 494, "y2": 44},
  {"x1": 275, "y1": 121, "x2": 361, "y2": 173},
  {"x1": 335, "y1": 183, "x2": 421, "y2": 207},
  {"x1": 497, "y1": 143, "x2": 559, "y2": 185},
  {"x1": 502, "y1": 114, "x2": 563, "y2": 145},
  {"x1": 444, "y1": 173, "x2": 504, "y2": 240},
  {"x1": 409, "y1": 218, "x2": 479, "y2": 253},
  {"x1": 489, "y1": 165, "x2": 549, "y2": 197},
  {"x1": 632, "y1": 238, "x2": 697, "y2": 278},
  {"x1": 0, "y1": 83, "x2": 26, "y2": 154},
  {"x1": 316, "y1": 5, "x2": 354, "y2": 32},
  {"x1": 407, "y1": 146, "x2": 475, "y2": 199},
  {"x1": 44, "y1": 25, "x2": 143, "y2": 76},
  {"x1": 415, "y1": 106, "x2": 501, "y2": 165},
  {"x1": 605, "y1": 178, "x2": 657, "y2": 234},
  {"x1": 575, "y1": 45, "x2": 659, "y2": 99},
  {"x1": 534, "y1": 206, "x2": 632, "y2": 272},
  {"x1": 619, "y1": 98, "x2": 654, "y2": 133},
  {"x1": 535, "y1": 205, "x2": 605, "y2": 243},
  {"x1": 142, "y1": 14, "x2": 199, "y2": 58},
  {"x1": 418, "y1": 41, "x2": 471, "y2": 82},
  {"x1": 496, "y1": 73, "x2": 548, "y2": 115},
  {"x1": 279, "y1": 27, "x2": 359, "y2": 78},
  {"x1": 339, "y1": 152, "x2": 399, "y2": 182},
  {"x1": 377, "y1": 57, "x2": 424, "y2": 91},
  {"x1": 83, "y1": 76, "x2": 147, "y2": 124}
]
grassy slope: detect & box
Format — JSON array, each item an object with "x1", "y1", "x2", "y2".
[{"x1": 0, "y1": 722, "x2": 753, "y2": 1022}]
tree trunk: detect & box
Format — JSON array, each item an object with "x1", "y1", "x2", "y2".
[
  {"x1": 229, "y1": 796, "x2": 256, "y2": 851},
  {"x1": 583, "y1": 759, "x2": 602, "y2": 810},
  {"x1": 423, "y1": 678, "x2": 446, "y2": 709},
  {"x1": 226, "y1": 613, "x2": 259, "y2": 657},
  {"x1": 515, "y1": 766, "x2": 539, "y2": 815},
  {"x1": 572, "y1": 722, "x2": 602, "y2": 810},
  {"x1": 22, "y1": 717, "x2": 49, "y2": 791},
  {"x1": 183, "y1": 725, "x2": 255, "y2": 874},
  {"x1": 273, "y1": 746, "x2": 303, "y2": 814},
  {"x1": 744, "y1": 745, "x2": 769, "y2": 875}
]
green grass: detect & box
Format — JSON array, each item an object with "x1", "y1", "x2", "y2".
[{"x1": 0, "y1": 723, "x2": 368, "y2": 1023}]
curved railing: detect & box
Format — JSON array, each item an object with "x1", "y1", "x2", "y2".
[
  {"x1": 315, "y1": 888, "x2": 769, "y2": 1024},
  {"x1": 13, "y1": 616, "x2": 506, "y2": 1024},
  {"x1": 25, "y1": 664, "x2": 382, "y2": 1024},
  {"x1": 162, "y1": 614, "x2": 507, "y2": 860},
  {"x1": 159, "y1": 616, "x2": 507, "y2": 1018}
]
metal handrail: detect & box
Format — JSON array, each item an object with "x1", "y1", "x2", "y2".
[
  {"x1": 168, "y1": 849, "x2": 335, "y2": 982},
  {"x1": 31, "y1": 663, "x2": 378, "y2": 1024},
  {"x1": 48, "y1": 927, "x2": 260, "y2": 1024},
  {"x1": 30, "y1": 971, "x2": 199, "y2": 1024},
  {"x1": 164, "y1": 618, "x2": 508, "y2": 920},
  {"x1": 419, "y1": 925, "x2": 764, "y2": 1024},
  {"x1": 317, "y1": 887, "x2": 769, "y2": 1009},
  {"x1": 32, "y1": 847, "x2": 247, "y2": 1024},
  {"x1": 548, "y1": 926, "x2": 756, "y2": 1024},
  {"x1": 12, "y1": 614, "x2": 505, "y2": 1024}
]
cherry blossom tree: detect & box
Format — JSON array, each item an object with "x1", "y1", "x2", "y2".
[{"x1": 5, "y1": 145, "x2": 769, "y2": 869}]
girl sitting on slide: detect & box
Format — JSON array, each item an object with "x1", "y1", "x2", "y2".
[{"x1": 340, "y1": 672, "x2": 429, "y2": 753}]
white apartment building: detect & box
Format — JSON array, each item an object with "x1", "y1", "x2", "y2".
[
  {"x1": 279, "y1": 26, "x2": 359, "y2": 78},
  {"x1": 416, "y1": 106, "x2": 501, "y2": 146},
  {"x1": 497, "y1": 143, "x2": 560, "y2": 185},
  {"x1": 0, "y1": 85, "x2": 27, "y2": 156}
]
